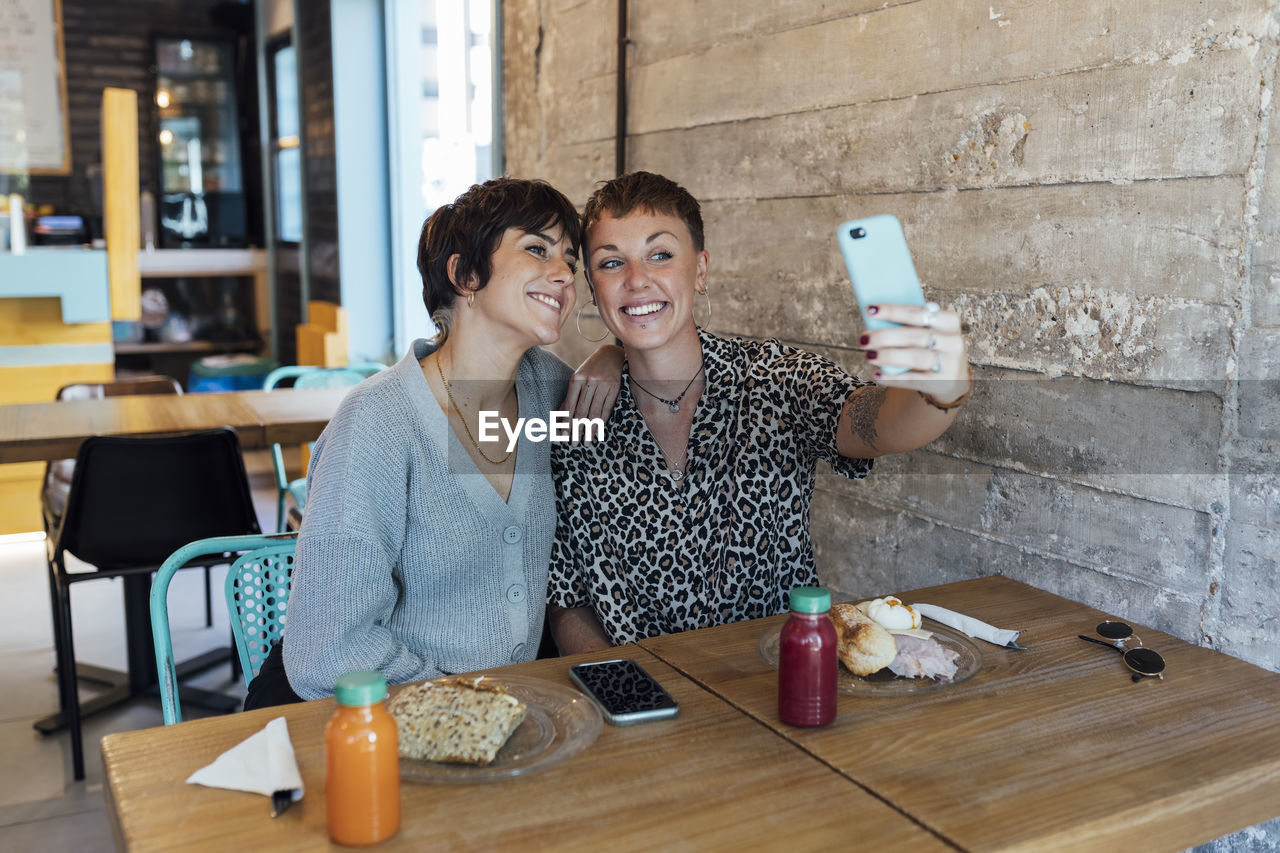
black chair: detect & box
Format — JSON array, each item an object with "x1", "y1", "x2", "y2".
[
  {"x1": 41, "y1": 375, "x2": 219, "y2": 628},
  {"x1": 36, "y1": 428, "x2": 262, "y2": 780}
]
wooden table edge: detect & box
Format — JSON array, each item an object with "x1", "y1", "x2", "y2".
[
  {"x1": 638, "y1": 636, "x2": 969, "y2": 852},
  {"x1": 638, "y1": 575, "x2": 1280, "y2": 852}
]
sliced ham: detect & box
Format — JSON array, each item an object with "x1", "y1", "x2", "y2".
[{"x1": 887, "y1": 634, "x2": 960, "y2": 681}]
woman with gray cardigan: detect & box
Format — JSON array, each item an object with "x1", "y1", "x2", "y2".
[{"x1": 246, "y1": 177, "x2": 599, "y2": 706}]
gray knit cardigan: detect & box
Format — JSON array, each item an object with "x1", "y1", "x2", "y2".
[{"x1": 283, "y1": 338, "x2": 570, "y2": 700}]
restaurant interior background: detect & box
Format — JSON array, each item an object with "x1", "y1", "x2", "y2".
[{"x1": 1, "y1": 0, "x2": 1278, "y2": 849}]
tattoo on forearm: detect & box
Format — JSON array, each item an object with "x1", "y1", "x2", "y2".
[{"x1": 848, "y1": 386, "x2": 887, "y2": 450}]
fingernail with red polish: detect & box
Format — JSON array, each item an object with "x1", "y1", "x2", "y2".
[
  {"x1": 865, "y1": 350, "x2": 878, "y2": 360},
  {"x1": 867, "y1": 305, "x2": 879, "y2": 315},
  {"x1": 858, "y1": 334, "x2": 870, "y2": 346},
  {"x1": 873, "y1": 371, "x2": 884, "y2": 380}
]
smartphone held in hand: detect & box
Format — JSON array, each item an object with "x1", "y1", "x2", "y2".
[
  {"x1": 568, "y1": 658, "x2": 680, "y2": 726},
  {"x1": 837, "y1": 214, "x2": 927, "y2": 375}
]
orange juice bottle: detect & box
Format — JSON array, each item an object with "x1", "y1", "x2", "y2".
[{"x1": 325, "y1": 671, "x2": 400, "y2": 845}]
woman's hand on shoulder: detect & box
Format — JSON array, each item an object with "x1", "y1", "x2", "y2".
[
  {"x1": 858, "y1": 301, "x2": 970, "y2": 405},
  {"x1": 561, "y1": 344, "x2": 624, "y2": 430}
]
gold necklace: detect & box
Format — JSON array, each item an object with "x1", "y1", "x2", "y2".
[{"x1": 434, "y1": 355, "x2": 514, "y2": 466}]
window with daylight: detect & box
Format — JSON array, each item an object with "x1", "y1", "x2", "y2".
[
  {"x1": 389, "y1": 0, "x2": 502, "y2": 350},
  {"x1": 419, "y1": 0, "x2": 497, "y2": 212},
  {"x1": 268, "y1": 37, "x2": 302, "y2": 244}
]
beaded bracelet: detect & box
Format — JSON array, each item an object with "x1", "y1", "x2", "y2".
[{"x1": 918, "y1": 364, "x2": 974, "y2": 411}]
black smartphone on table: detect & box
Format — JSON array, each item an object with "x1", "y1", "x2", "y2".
[{"x1": 568, "y1": 658, "x2": 680, "y2": 725}]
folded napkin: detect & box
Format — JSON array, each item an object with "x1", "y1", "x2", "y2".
[
  {"x1": 187, "y1": 717, "x2": 304, "y2": 811},
  {"x1": 911, "y1": 603, "x2": 1024, "y2": 649}
]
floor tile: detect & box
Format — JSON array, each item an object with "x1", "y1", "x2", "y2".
[{"x1": 0, "y1": 806, "x2": 115, "y2": 853}]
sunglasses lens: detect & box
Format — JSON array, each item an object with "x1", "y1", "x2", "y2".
[
  {"x1": 1125, "y1": 648, "x2": 1165, "y2": 676},
  {"x1": 1097, "y1": 621, "x2": 1133, "y2": 641}
]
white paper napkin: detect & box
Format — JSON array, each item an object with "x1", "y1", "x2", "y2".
[
  {"x1": 911, "y1": 602, "x2": 1024, "y2": 649},
  {"x1": 187, "y1": 716, "x2": 305, "y2": 803}
]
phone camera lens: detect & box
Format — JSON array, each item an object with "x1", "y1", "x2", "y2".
[{"x1": 850, "y1": 228, "x2": 867, "y2": 239}]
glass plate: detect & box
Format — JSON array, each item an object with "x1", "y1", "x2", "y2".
[
  {"x1": 758, "y1": 618, "x2": 983, "y2": 695},
  {"x1": 399, "y1": 674, "x2": 603, "y2": 783}
]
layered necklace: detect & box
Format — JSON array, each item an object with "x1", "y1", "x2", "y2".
[
  {"x1": 629, "y1": 360, "x2": 704, "y2": 483},
  {"x1": 657, "y1": 442, "x2": 690, "y2": 482},
  {"x1": 435, "y1": 356, "x2": 514, "y2": 466},
  {"x1": 629, "y1": 362, "x2": 704, "y2": 413}
]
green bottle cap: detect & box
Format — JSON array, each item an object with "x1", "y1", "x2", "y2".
[
  {"x1": 334, "y1": 670, "x2": 388, "y2": 706},
  {"x1": 788, "y1": 586, "x2": 831, "y2": 614}
]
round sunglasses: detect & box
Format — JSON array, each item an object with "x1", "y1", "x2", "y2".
[{"x1": 1078, "y1": 621, "x2": 1166, "y2": 681}]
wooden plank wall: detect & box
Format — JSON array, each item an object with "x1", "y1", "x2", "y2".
[{"x1": 505, "y1": 0, "x2": 1280, "y2": 674}]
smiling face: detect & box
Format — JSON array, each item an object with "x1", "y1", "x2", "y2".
[
  {"x1": 460, "y1": 225, "x2": 578, "y2": 347},
  {"x1": 586, "y1": 209, "x2": 708, "y2": 354}
]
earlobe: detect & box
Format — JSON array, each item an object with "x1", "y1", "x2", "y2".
[
  {"x1": 695, "y1": 250, "x2": 710, "y2": 290},
  {"x1": 448, "y1": 251, "x2": 473, "y2": 290},
  {"x1": 446, "y1": 254, "x2": 473, "y2": 297}
]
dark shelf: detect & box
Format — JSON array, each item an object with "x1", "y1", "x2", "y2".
[{"x1": 114, "y1": 340, "x2": 260, "y2": 355}]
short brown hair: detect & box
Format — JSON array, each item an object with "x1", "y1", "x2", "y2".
[
  {"x1": 581, "y1": 171, "x2": 705, "y2": 252},
  {"x1": 417, "y1": 177, "x2": 581, "y2": 318}
]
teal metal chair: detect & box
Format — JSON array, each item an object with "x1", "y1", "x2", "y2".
[
  {"x1": 262, "y1": 364, "x2": 385, "y2": 531},
  {"x1": 151, "y1": 533, "x2": 298, "y2": 725}
]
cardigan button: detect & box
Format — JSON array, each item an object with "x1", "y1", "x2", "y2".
[
  {"x1": 503, "y1": 525, "x2": 522, "y2": 544},
  {"x1": 506, "y1": 584, "x2": 526, "y2": 604},
  {"x1": 511, "y1": 643, "x2": 526, "y2": 662}
]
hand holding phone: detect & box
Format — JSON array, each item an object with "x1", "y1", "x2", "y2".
[
  {"x1": 568, "y1": 658, "x2": 679, "y2": 726},
  {"x1": 837, "y1": 215, "x2": 971, "y2": 397},
  {"x1": 837, "y1": 214, "x2": 926, "y2": 375}
]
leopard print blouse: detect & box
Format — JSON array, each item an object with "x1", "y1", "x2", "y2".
[{"x1": 549, "y1": 329, "x2": 873, "y2": 645}]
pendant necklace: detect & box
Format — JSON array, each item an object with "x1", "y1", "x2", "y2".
[
  {"x1": 656, "y1": 440, "x2": 689, "y2": 483},
  {"x1": 629, "y1": 362, "x2": 704, "y2": 413}
]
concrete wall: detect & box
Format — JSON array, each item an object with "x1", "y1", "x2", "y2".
[{"x1": 504, "y1": 1, "x2": 1280, "y2": 679}]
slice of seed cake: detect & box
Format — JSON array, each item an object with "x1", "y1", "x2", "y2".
[{"x1": 388, "y1": 676, "x2": 527, "y2": 765}]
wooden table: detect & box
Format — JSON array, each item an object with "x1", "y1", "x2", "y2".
[
  {"x1": 0, "y1": 387, "x2": 348, "y2": 464},
  {"x1": 639, "y1": 575, "x2": 1280, "y2": 852},
  {"x1": 238, "y1": 389, "x2": 351, "y2": 448},
  {"x1": 102, "y1": 647, "x2": 948, "y2": 852},
  {"x1": 102, "y1": 578, "x2": 1280, "y2": 851}
]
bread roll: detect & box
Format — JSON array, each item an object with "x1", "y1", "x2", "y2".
[{"x1": 829, "y1": 603, "x2": 897, "y2": 676}]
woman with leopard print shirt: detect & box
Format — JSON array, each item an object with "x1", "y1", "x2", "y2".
[{"x1": 548, "y1": 171, "x2": 973, "y2": 652}]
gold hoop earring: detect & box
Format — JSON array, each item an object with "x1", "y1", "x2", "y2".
[
  {"x1": 467, "y1": 291, "x2": 475, "y2": 309},
  {"x1": 696, "y1": 287, "x2": 713, "y2": 329},
  {"x1": 576, "y1": 301, "x2": 609, "y2": 342}
]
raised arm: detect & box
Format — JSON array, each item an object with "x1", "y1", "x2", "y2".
[{"x1": 837, "y1": 301, "x2": 972, "y2": 459}]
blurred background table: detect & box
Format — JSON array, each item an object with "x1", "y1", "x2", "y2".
[{"x1": 0, "y1": 387, "x2": 347, "y2": 464}]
